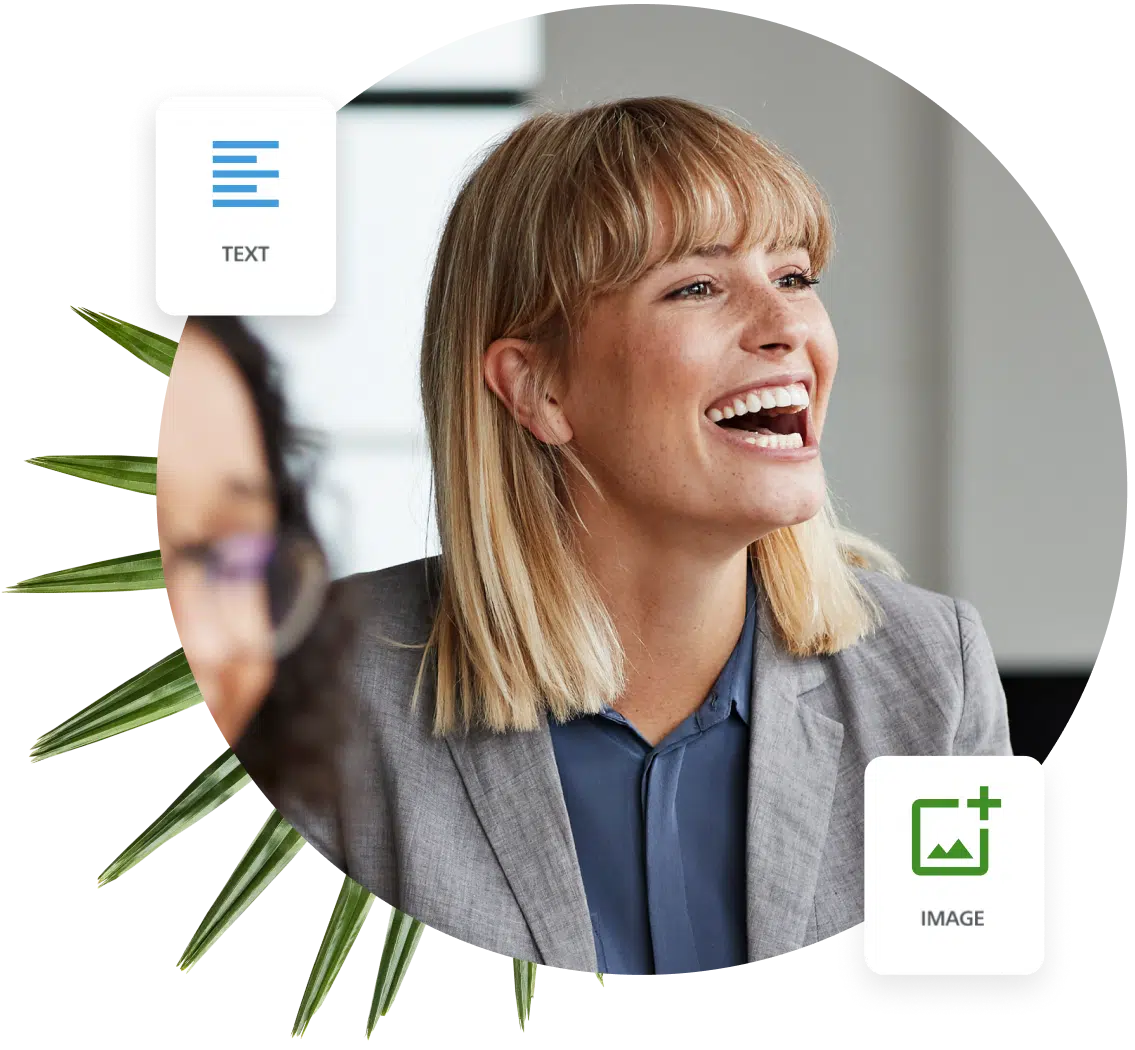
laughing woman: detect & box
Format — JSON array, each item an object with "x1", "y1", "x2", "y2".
[{"x1": 224, "y1": 96, "x2": 1011, "y2": 975}]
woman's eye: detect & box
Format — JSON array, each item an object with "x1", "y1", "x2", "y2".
[
  {"x1": 775, "y1": 270, "x2": 820, "y2": 291},
  {"x1": 172, "y1": 532, "x2": 276, "y2": 583},
  {"x1": 667, "y1": 279, "x2": 716, "y2": 300},
  {"x1": 207, "y1": 533, "x2": 276, "y2": 582}
]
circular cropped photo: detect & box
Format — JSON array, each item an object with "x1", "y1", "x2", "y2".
[{"x1": 157, "y1": 84, "x2": 1107, "y2": 985}]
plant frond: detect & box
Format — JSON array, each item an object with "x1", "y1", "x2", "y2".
[
  {"x1": 8, "y1": 549, "x2": 164, "y2": 593},
  {"x1": 512, "y1": 958, "x2": 537, "y2": 1031},
  {"x1": 27, "y1": 455, "x2": 156, "y2": 495},
  {"x1": 72, "y1": 307, "x2": 177, "y2": 375},
  {"x1": 367, "y1": 909, "x2": 425, "y2": 1036}
]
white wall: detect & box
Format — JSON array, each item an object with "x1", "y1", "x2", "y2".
[
  {"x1": 249, "y1": 21, "x2": 540, "y2": 577},
  {"x1": 259, "y1": 8, "x2": 1122, "y2": 668},
  {"x1": 252, "y1": 107, "x2": 529, "y2": 575}
]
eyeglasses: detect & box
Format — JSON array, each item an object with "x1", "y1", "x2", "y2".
[{"x1": 164, "y1": 529, "x2": 330, "y2": 658}]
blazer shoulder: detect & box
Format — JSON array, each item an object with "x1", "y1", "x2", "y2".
[
  {"x1": 333, "y1": 555, "x2": 442, "y2": 647},
  {"x1": 845, "y1": 569, "x2": 1011, "y2": 756},
  {"x1": 840, "y1": 568, "x2": 969, "y2": 689},
  {"x1": 853, "y1": 567, "x2": 960, "y2": 635}
]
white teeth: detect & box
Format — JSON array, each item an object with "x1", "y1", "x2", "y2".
[
  {"x1": 742, "y1": 431, "x2": 805, "y2": 450},
  {"x1": 705, "y1": 382, "x2": 811, "y2": 422}
]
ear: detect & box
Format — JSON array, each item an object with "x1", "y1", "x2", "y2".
[{"x1": 482, "y1": 337, "x2": 574, "y2": 445}]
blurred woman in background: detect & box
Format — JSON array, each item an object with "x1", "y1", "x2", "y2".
[{"x1": 157, "y1": 316, "x2": 359, "y2": 814}]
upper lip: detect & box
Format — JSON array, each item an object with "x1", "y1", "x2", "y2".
[{"x1": 705, "y1": 371, "x2": 814, "y2": 414}]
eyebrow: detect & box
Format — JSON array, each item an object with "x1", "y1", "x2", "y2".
[
  {"x1": 642, "y1": 243, "x2": 735, "y2": 276},
  {"x1": 647, "y1": 240, "x2": 818, "y2": 274},
  {"x1": 224, "y1": 477, "x2": 274, "y2": 503},
  {"x1": 162, "y1": 477, "x2": 274, "y2": 552},
  {"x1": 690, "y1": 243, "x2": 734, "y2": 259}
]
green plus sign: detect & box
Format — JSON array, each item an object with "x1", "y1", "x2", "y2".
[{"x1": 967, "y1": 785, "x2": 1002, "y2": 820}]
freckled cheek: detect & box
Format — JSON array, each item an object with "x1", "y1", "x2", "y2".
[
  {"x1": 569, "y1": 323, "x2": 702, "y2": 451},
  {"x1": 809, "y1": 331, "x2": 839, "y2": 434}
]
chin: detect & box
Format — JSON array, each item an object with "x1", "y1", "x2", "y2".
[{"x1": 741, "y1": 488, "x2": 827, "y2": 536}]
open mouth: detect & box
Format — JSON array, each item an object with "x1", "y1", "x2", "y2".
[
  {"x1": 712, "y1": 401, "x2": 803, "y2": 433},
  {"x1": 704, "y1": 381, "x2": 810, "y2": 449}
]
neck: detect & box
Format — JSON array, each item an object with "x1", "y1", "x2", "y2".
[{"x1": 570, "y1": 485, "x2": 753, "y2": 746}]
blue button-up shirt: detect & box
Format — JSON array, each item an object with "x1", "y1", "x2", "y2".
[{"x1": 548, "y1": 569, "x2": 756, "y2": 975}]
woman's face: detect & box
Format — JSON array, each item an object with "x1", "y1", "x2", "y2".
[
  {"x1": 556, "y1": 215, "x2": 837, "y2": 550},
  {"x1": 156, "y1": 325, "x2": 277, "y2": 746}
]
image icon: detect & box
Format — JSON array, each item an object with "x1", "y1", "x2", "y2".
[
  {"x1": 212, "y1": 139, "x2": 279, "y2": 208},
  {"x1": 927, "y1": 839, "x2": 972, "y2": 860},
  {"x1": 911, "y1": 786, "x2": 1001, "y2": 876}
]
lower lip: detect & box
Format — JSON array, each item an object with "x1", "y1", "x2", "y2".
[{"x1": 704, "y1": 416, "x2": 820, "y2": 460}]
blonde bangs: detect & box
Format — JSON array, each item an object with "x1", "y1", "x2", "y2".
[{"x1": 522, "y1": 99, "x2": 834, "y2": 339}]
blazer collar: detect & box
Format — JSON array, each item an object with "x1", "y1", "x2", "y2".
[
  {"x1": 745, "y1": 588, "x2": 844, "y2": 961},
  {"x1": 444, "y1": 578, "x2": 842, "y2": 972},
  {"x1": 444, "y1": 717, "x2": 598, "y2": 971}
]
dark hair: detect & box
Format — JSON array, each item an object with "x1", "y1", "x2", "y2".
[{"x1": 183, "y1": 316, "x2": 361, "y2": 814}]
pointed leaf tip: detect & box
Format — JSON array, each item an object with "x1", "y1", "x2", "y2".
[
  {"x1": 72, "y1": 307, "x2": 177, "y2": 376},
  {"x1": 9, "y1": 549, "x2": 164, "y2": 593},
  {"x1": 27, "y1": 455, "x2": 157, "y2": 495},
  {"x1": 292, "y1": 877, "x2": 375, "y2": 1037}
]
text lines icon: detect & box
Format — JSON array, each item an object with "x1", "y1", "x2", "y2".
[
  {"x1": 911, "y1": 785, "x2": 1001, "y2": 875},
  {"x1": 212, "y1": 140, "x2": 280, "y2": 208},
  {"x1": 156, "y1": 97, "x2": 335, "y2": 315}
]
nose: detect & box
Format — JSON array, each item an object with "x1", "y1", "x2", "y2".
[
  {"x1": 175, "y1": 580, "x2": 274, "y2": 682},
  {"x1": 175, "y1": 584, "x2": 276, "y2": 741},
  {"x1": 738, "y1": 282, "x2": 808, "y2": 356},
  {"x1": 184, "y1": 607, "x2": 247, "y2": 669}
]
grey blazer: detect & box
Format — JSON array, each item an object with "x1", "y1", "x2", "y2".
[{"x1": 236, "y1": 555, "x2": 1011, "y2": 971}]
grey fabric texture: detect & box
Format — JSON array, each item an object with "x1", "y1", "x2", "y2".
[{"x1": 235, "y1": 555, "x2": 1011, "y2": 972}]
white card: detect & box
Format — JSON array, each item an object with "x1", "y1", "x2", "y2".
[
  {"x1": 864, "y1": 756, "x2": 1044, "y2": 974},
  {"x1": 156, "y1": 97, "x2": 335, "y2": 316}
]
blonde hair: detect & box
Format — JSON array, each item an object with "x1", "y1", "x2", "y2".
[{"x1": 416, "y1": 96, "x2": 900, "y2": 734}]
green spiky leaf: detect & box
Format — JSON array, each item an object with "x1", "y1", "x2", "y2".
[
  {"x1": 99, "y1": 750, "x2": 249, "y2": 885},
  {"x1": 8, "y1": 549, "x2": 164, "y2": 593},
  {"x1": 367, "y1": 909, "x2": 425, "y2": 1035},
  {"x1": 293, "y1": 877, "x2": 375, "y2": 1037},
  {"x1": 31, "y1": 648, "x2": 200, "y2": 761},
  {"x1": 27, "y1": 455, "x2": 157, "y2": 495},
  {"x1": 72, "y1": 307, "x2": 177, "y2": 375},
  {"x1": 178, "y1": 810, "x2": 305, "y2": 971},
  {"x1": 596, "y1": 972, "x2": 604, "y2": 985},
  {"x1": 512, "y1": 958, "x2": 537, "y2": 1031}
]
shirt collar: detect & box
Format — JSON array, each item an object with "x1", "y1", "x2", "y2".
[{"x1": 708, "y1": 561, "x2": 757, "y2": 726}]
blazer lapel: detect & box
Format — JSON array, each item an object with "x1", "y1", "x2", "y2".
[
  {"x1": 746, "y1": 594, "x2": 845, "y2": 961},
  {"x1": 445, "y1": 719, "x2": 597, "y2": 971}
]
